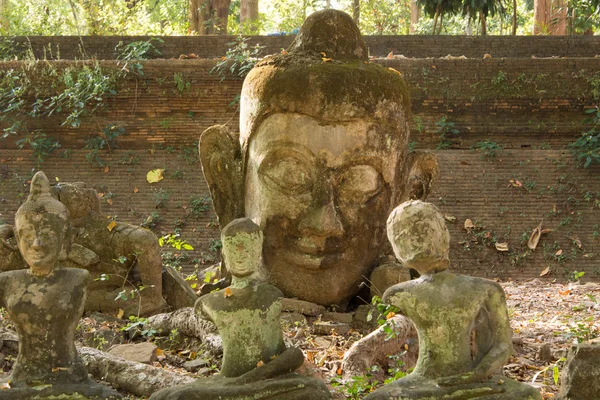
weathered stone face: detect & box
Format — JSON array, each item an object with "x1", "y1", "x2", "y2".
[
  {"x1": 14, "y1": 213, "x2": 65, "y2": 276},
  {"x1": 245, "y1": 113, "x2": 397, "y2": 305},
  {"x1": 222, "y1": 228, "x2": 263, "y2": 279}
]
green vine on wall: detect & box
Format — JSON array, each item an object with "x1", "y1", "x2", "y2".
[{"x1": 0, "y1": 38, "x2": 158, "y2": 164}]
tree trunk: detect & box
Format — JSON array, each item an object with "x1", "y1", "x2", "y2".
[
  {"x1": 0, "y1": 0, "x2": 8, "y2": 34},
  {"x1": 79, "y1": 347, "x2": 195, "y2": 397},
  {"x1": 512, "y1": 0, "x2": 518, "y2": 35},
  {"x1": 213, "y1": 0, "x2": 231, "y2": 34},
  {"x1": 240, "y1": 0, "x2": 259, "y2": 28},
  {"x1": 437, "y1": 12, "x2": 444, "y2": 34},
  {"x1": 533, "y1": 0, "x2": 567, "y2": 34},
  {"x1": 480, "y1": 10, "x2": 487, "y2": 35},
  {"x1": 432, "y1": 5, "x2": 440, "y2": 34},
  {"x1": 352, "y1": 0, "x2": 360, "y2": 26},
  {"x1": 409, "y1": 0, "x2": 420, "y2": 33}
]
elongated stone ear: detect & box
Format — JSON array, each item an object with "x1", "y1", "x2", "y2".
[
  {"x1": 199, "y1": 125, "x2": 244, "y2": 230},
  {"x1": 401, "y1": 151, "x2": 440, "y2": 202}
]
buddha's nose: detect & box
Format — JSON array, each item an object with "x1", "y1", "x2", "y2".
[
  {"x1": 32, "y1": 236, "x2": 43, "y2": 248},
  {"x1": 298, "y1": 199, "x2": 345, "y2": 238}
]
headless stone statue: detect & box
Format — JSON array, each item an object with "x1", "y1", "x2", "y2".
[
  {"x1": 365, "y1": 201, "x2": 541, "y2": 400},
  {"x1": 149, "y1": 218, "x2": 330, "y2": 400},
  {"x1": 0, "y1": 171, "x2": 121, "y2": 400}
]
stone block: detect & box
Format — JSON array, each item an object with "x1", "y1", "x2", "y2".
[
  {"x1": 108, "y1": 342, "x2": 158, "y2": 364},
  {"x1": 281, "y1": 298, "x2": 326, "y2": 317},
  {"x1": 162, "y1": 265, "x2": 198, "y2": 310},
  {"x1": 559, "y1": 342, "x2": 600, "y2": 400},
  {"x1": 313, "y1": 321, "x2": 350, "y2": 336}
]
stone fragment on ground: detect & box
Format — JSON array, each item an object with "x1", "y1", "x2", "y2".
[
  {"x1": 162, "y1": 265, "x2": 198, "y2": 309},
  {"x1": 183, "y1": 358, "x2": 209, "y2": 372},
  {"x1": 559, "y1": 342, "x2": 600, "y2": 400},
  {"x1": 281, "y1": 298, "x2": 326, "y2": 316},
  {"x1": 108, "y1": 342, "x2": 158, "y2": 364},
  {"x1": 313, "y1": 321, "x2": 350, "y2": 335}
]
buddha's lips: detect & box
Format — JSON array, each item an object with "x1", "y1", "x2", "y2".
[{"x1": 268, "y1": 240, "x2": 344, "y2": 270}]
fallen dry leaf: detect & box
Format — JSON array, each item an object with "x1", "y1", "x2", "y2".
[
  {"x1": 107, "y1": 221, "x2": 117, "y2": 231},
  {"x1": 146, "y1": 169, "x2": 164, "y2": 183},
  {"x1": 133, "y1": 187, "x2": 139, "y2": 193},
  {"x1": 256, "y1": 360, "x2": 265, "y2": 368},
  {"x1": 106, "y1": 199, "x2": 113, "y2": 206},
  {"x1": 444, "y1": 214, "x2": 456, "y2": 222},
  {"x1": 555, "y1": 249, "x2": 563, "y2": 256},
  {"x1": 495, "y1": 242, "x2": 509, "y2": 252},
  {"x1": 224, "y1": 287, "x2": 232, "y2": 298},
  {"x1": 539, "y1": 267, "x2": 550, "y2": 277},
  {"x1": 116, "y1": 308, "x2": 124, "y2": 319},
  {"x1": 387, "y1": 67, "x2": 402, "y2": 76},
  {"x1": 528, "y1": 222, "x2": 543, "y2": 250},
  {"x1": 104, "y1": 165, "x2": 109, "y2": 173},
  {"x1": 464, "y1": 219, "x2": 475, "y2": 232}
]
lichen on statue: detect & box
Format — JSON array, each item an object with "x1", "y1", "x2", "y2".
[
  {"x1": 364, "y1": 201, "x2": 542, "y2": 400},
  {"x1": 148, "y1": 218, "x2": 330, "y2": 400},
  {"x1": 0, "y1": 171, "x2": 121, "y2": 400},
  {"x1": 200, "y1": 9, "x2": 438, "y2": 308}
]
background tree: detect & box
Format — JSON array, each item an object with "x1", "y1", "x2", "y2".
[
  {"x1": 462, "y1": 0, "x2": 504, "y2": 34},
  {"x1": 419, "y1": 0, "x2": 462, "y2": 34}
]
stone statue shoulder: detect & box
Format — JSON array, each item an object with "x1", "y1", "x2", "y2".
[{"x1": 198, "y1": 282, "x2": 283, "y2": 314}]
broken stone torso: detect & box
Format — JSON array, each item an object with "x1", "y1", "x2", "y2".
[
  {"x1": 0, "y1": 267, "x2": 89, "y2": 386},
  {"x1": 196, "y1": 282, "x2": 285, "y2": 377}
]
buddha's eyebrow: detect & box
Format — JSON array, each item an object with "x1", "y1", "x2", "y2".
[{"x1": 261, "y1": 141, "x2": 316, "y2": 162}]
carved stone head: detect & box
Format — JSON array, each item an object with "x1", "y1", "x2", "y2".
[
  {"x1": 14, "y1": 171, "x2": 70, "y2": 276},
  {"x1": 201, "y1": 10, "x2": 438, "y2": 306},
  {"x1": 387, "y1": 200, "x2": 450, "y2": 275},
  {"x1": 221, "y1": 217, "x2": 263, "y2": 279}
]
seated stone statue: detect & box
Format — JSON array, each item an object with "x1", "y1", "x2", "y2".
[
  {"x1": 365, "y1": 201, "x2": 541, "y2": 400},
  {"x1": 149, "y1": 218, "x2": 330, "y2": 400},
  {"x1": 0, "y1": 181, "x2": 165, "y2": 317},
  {"x1": 0, "y1": 171, "x2": 121, "y2": 400}
]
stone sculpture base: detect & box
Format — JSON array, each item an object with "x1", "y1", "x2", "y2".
[
  {"x1": 148, "y1": 373, "x2": 331, "y2": 400},
  {"x1": 0, "y1": 380, "x2": 122, "y2": 399},
  {"x1": 364, "y1": 374, "x2": 541, "y2": 400}
]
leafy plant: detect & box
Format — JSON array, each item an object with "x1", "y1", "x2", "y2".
[
  {"x1": 85, "y1": 124, "x2": 127, "y2": 167},
  {"x1": 154, "y1": 188, "x2": 170, "y2": 209},
  {"x1": 472, "y1": 140, "x2": 503, "y2": 159},
  {"x1": 435, "y1": 117, "x2": 459, "y2": 150},
  {"x1": 330, "y1": 370, "x2": 379, "y2": 400},
  {"x1": 188, "y1": 196, "x2": 211, "y2": 219},
  {"x1": 173, "y1": 72, "x2": 191, "y2": 93},
  {"x1": 116, "y1": 37, "x2": 163, "y2": 76},
  {"x1": 209, "y1": 36, "x2": 264, "y2": 82},
  {"x1": 569, "y1": 106, "x2": 600, "y2": 168},
  {"x1": 368, "y1": 296, "x2": 401, "y2": 340},
  {"x1": 15, "y1": 131, "x2": 60, "y2": 165},
  {"x1": 122, "y1": 316, "x2": 157, "y2": 338},
  {"x1": 159, "y1": 233, "x2": 194, "y2": 251}
]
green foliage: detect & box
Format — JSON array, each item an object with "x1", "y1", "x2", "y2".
[
  {"x1": 154, "y1": 188, "x2": 170, "y2": 209},
  {"x1": 331, "y1": 371, "x2": 379, "y2": 400},
  {"x1": 188, "y1": 196, "x2": 211, "y2": 219},
  {"x1": 116, "y1": 37, "x2": 163, "y2": 76},
  {"x1": 122, "y1": 316, "x2": 157, "y2": 338},
  {"x1": 472, "y1": 140, "x2": 503, "y2": 159},
  {"x1": 16, "y1": 131, "x2": 60, "y2": 165},
  {"x1": 173, "y1": 72, "x2": 191, "y2": 93},
  {"x1": 569, "y1": 107, "x2": 600, "y2": 168},
  {"x1": 209, "y1": 36, "x2": 264, "y2": 82},
  {"x1": 85, "y1": 125, "x2": 127, "y2": 167},
  {"x1": 435, "y1": 117, "x2": 459, "y2": 150},
  {"x1": 209, "y1": 239, "x2": 223, "y2": 253},
  {"x1": 159, "y1": 233, "x2": 194, "y2": 251},
  {"x1": 368, "y1": 296, "x2": 400, "y2": 340}
]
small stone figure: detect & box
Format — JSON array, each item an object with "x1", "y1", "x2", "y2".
[
  {"x1": 0, "y1": 181, "x2": 166, "y2": 317},
  {"x1": 0, "y1": 171, "x2": 121, "y2": 399},
  {"x1": 365, "y1": 201, "x2": 541, "y2": 400},
  {"x1": 199, "y1": 9, "x2": 438, "y2": 308},
  {"x1": 149, "y1": 218, "x2": 330, "y2": 400}
]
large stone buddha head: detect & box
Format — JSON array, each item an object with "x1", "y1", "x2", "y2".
[{"x1": 200, "y1": 9, "x2": 437, "y2": 307}]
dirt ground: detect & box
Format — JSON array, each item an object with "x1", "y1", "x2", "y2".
[{"x1": 1, "y1": 278, "x2": 598, "y2": 399}]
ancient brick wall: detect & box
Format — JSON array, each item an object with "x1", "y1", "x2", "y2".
[
  {"x1": 1, "y1": 57, "x2": 600, "y2": 281},
  {"x1": 12, "y1": 35, "x2": 600, "y2": 60}
]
